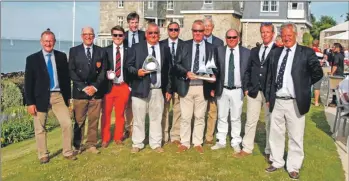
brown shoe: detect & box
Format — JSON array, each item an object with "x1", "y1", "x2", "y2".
[
  {"x1": 64, "y1": 155, "x2": 77, "y2": 161},
  {"x1": 194, "y1": 145, "x2": 204, "y2": 154},
  {"x1": 288, "y1": 171, "x2": 300, "y2": 180},
  {"x1": 171, "y1": 140, "x2": 181, "y2": 146},
  {"x1": 114, "y1": 140, "x2": 124, "y2": 145},
  {"x1": 154, "y1": 147, "x2": 164, "y2": 153},
  {"x1": 233, "y1": 150, "x2": 251, "y2": 158},
  {"x1": 39, "y1": 157, "x2": 49, "y2": 164},
  {"x1": 176, "y1": 145, "x2": 188, "y2": 153},
  {"x1": 101, "y1": 142, "x2": 109, "y2": 148},
  {"x1": 87, "y1": 147, "x2": 100, "y2": 154},
  {"x1": 204, "y1": 140, "x2": 214, "y2": 145}
]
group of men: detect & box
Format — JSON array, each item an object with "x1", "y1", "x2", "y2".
[{"x1": 25, "y1": 11, "x2": 323, "y2": 180}]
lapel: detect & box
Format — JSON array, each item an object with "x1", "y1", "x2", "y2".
[
  {"x1": 239, "y1": 46, "x2": 243, "y2": 78},
  {"x1": 78, "y1": 44, "x2": 88, "y2": 63},
  {"x1": 38, "y1": 50, "x2": 49, "y2": 77},
  {"x1": 291, "y1": 44, "x2": 301, "y2": 74},
  {"x1": 255, "y1": 46, "x2": 262, "y2": 64},
  {"x1": 204, "y1": 41, "x2": 210, "y2": 64},
  {"x1": 188, "y1": 40, "x2": 193, "y2": 69},
  {"x1": 159, "y1": 43, "x2": 165, "y2": 68},
  {"x1": 91, "y1": 44, "x2": 97, "y2": 63},
  {"x1": 123, "y1": 46, "x2": 128, "y2": 65},
  {"x1": 221, "y1": 46, "x2": 227, "y2": 79},
  {"x1": 107, "y1": 45, "x2": 114, "y2": 69},
  {"x1": 273, "y1": 48, "x2": 283, "y2": 77}
]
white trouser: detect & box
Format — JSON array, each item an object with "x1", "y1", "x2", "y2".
[{"x1": 216, "y1": 88, "x2": 243, "y2": 147}]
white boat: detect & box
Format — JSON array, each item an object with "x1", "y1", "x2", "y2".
[{"x1": 10, "y1": 39, "x2": 14, "y2": 46}]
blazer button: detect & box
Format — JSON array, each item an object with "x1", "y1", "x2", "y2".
[
  {"x1": 261, "y1": 66, "x2": 263, "y2": 68},
  {"x1": 260, "y1": 74, "x2": 262, "y2": 76}
]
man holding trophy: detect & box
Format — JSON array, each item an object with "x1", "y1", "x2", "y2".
[
  {"x1": 101, "y1": 25, "x2": 131, "y2": 147},
  {"x1": 174, "y1": 20, "x2": 217, "y2": 154},
  {"x1": 125, "y1": 23, "x2": 172, "y2": 153}
]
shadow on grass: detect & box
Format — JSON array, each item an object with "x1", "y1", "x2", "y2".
[
  {"x1": 49, "y1": 148, "x2": 63, "y2": 159},
  {"x1": 310, "y1": 106, "x2": 333, "y2": 136}
]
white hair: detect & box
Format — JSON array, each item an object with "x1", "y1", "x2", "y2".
[{"x1": 280, "y1": 22, "x2": 297, "y2": 34}]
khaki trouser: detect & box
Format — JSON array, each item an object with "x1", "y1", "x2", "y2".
[
  {"x1": 33, "y1": 92, "x2": 73, "y2": 159},
  {"x1": 242, "y1": 91, "x2": 271, "y2": 154},
  {"x1": 269, "y1": 99, "x2": 305, "y2": 173},
  {"x1": 205, "y1": 97, "x2": 217, "y2": 142},
  {"x1": 162, "y1": 93, "x2": 181, "y2": 142},
  {"x1": 180, "y1": 86, "x2": 208, "y2": 148},
  {"x1": 132, "y1": 89, "x2": 164, "y2": 149},
  {"x1": 73, "y1": 99, "x2": 102, "y2": 149}
]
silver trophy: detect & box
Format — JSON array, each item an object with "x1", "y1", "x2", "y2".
[
  {"x1": 107, "y1": 70, "x2": 116, "y2": 80},
  {"x1": 194, "y1": 56, "x2": 216, "y2": 82},
  {"x1": 142, "y1": 55, "x2": 160, "y2": 73}
]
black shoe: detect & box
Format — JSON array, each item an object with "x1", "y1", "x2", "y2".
[
  {"x1": 265, "y1": 165, "x2": 278, "y2": 173},
  {"x1": 122, "y1": 130, "x2": 130, "y2": 140},
  {"x1": 40, "y1": 157, "x2": 50, "y2": 164},
  {"x1": 288, "y1": 172, "x2": 300, "y2": 180}
]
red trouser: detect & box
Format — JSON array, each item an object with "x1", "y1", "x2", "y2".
[{"x1": 101, "y1": 83, "x2": 130, "y2": 142}]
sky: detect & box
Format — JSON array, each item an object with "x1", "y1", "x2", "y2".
[{"x1": 1, "y1": 1, "x2": 348, "y2": 41}]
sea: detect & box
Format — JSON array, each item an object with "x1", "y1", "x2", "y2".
[{"x1": 1, "y1": 39, "x2": 82, "y2": 73}]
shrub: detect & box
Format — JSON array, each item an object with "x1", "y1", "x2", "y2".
[
  {"x1": 1, "y1": 80, "x2": 23, "y2": 111},
  {"x1": 302, "y1": 32, "x2": 313, "y2": 47}
]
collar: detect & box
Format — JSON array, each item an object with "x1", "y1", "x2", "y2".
[
  {"x1": 227, "y1": 45, "x2": 239, "y2": 51},
  {"x1": 130, "y1": 30, "x2": 139, "y2": 35},
  {"x1": 168, "y1": 38, "x2": 178, "y2": 44},
  {"x1": 42, "y1": 49, "x2": 53, "y2": 56},
  {"x1": 193, "y1": 40, "x2": 204, "y2": 46},
  {"x1": 147, "y1": 42, "x2": 159, "y2": 48},
  {"x1": 263, "y1": 41, "x2": 274, "y2": 49},
  {"x1": 83, "y1": 44, "x2": 93, "y2": 50},
  {"x1": 113, "y1": 43, "x2": 124, "y2": 49},
  {"x1": 284, "y1": 43, "x2": 297, "y2": 52}
]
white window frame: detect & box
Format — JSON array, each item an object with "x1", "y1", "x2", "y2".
[
  {"x1": 117, "y1": 16, "x2": 124, "y2": 27},
  {"x1": 289, "y1": 2, "x2": 304, "y2": 10},
  {"x1": 148, "y1": 1, "x2": 154, "y2": 9},
  {"x1": 260, "y1": 1, "x2": 279, "y2": 12},
  {"x1": 204, "y1": 0, "x2": 213, "y2": 5},
  {"x1": 117, "y1": 1, "x2": 124, "y2": 8},
  {"x1": 167, "y1": 0, "x2": 174, "y2": 10}
]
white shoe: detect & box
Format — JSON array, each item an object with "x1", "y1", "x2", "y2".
[{"x1": 211, "y1": 143, "x2": 226, "y2": 150}]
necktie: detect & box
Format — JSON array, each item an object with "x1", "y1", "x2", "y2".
[
  {"x1": 171, "y1": 42, "x2": 175, "y2": 64},
  {"x1": 193, "y1": 44, "x2": 200, "y2": 73},
  {"x1": 276, "y1": 48, "x2": 291, "y2": 91},
  {"x1": 46, "y1": 53, "x2": 54, "y2": 89},
  {"x1": 86, "y1": 47, "x2": 92, "y2": 66},
  {"x1": 261, "y1": 46, "x2": 268, "y2": 62},
  {"x1": 227, "y1": 49, "x2": 235, "y2": 88},
  {"x1": 132, "y1": 33, "x2": 136, "y2": 45},
  {"x1": 115, "y1": 46, "x2": 121, "y2": 78},
  {"x1": 151, "y1": 46, "x2": 157, "y2": 84}
]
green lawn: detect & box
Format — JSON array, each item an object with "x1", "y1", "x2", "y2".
[{"x1": 1, "y1": 104, "x2": 345, "y2": 181}]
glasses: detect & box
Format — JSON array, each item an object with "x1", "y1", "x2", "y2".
[
  {"x1": 42, "y1": 40, "x2": 54, "y2": 44},
  {"x1": 82, "y1": 33, "x2": 95, "y2": 36},
  {"x1": 192, "y1": 29, "x2": 204, "y2": 33},
  {"x1": 147, "y1": 31, "x2": 159, "y2": 35},
  {"x1": 112, "y1": 34, "x2": 124, "y2": 38},
  {"x1": 168, "y1": 28, "x2": 179, "y2": 32},
  {"x1": 226, "y1": 36, "x2": 238, "y2": 40}
]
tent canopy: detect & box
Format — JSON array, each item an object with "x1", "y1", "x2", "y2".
[{"x1": 325, "y1": 31, "x2": 349, "y2": 40}]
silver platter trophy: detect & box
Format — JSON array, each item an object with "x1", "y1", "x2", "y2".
[
  {"x1": 194, "y1": 56, "x2": 216, "y2": 82},
  {"x1": 142, "y1": 55, "x2": 160, "y2": 73}
]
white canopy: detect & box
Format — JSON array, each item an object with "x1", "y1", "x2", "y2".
[
  {"x1": 323, "y1": 21, "x2": 349, "y2": 32},
  {"x1": 325, "y1": 31, "x2": 349, "y2": 40}
]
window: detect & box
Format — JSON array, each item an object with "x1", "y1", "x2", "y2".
[
  {"x1": 158, "y1": 19, "x2": 166, "y2": 28},
  {"x1": 204, "y1": 0, "x2": 212, "y2": 4},
  {"x1": 117, "y1": 1, "x2": 124, "y2": 8},
  {"x1": 167, "y1": 0, "x2": 174, "y2": 10},
  {"x1": 289, "y1": 2, "x2": 304, "y2": 10},
  {"x1": 261, "y1": 1, "x2": 279, "y2": 12},
  {"x1": 117, "y1": 16, "x2": 124, "y2": 27},
  {"x1": 179, "y1": 18, "x2": 184, "y2": 28},
  {"x1": 148, "y1": 1, "x2": 154, "y2": 9}
]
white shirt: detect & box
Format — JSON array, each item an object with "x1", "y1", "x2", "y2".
[
  {"x1": 42, "y1": 50, "x2": 60, "y2": 91},
  {"x1": 259, "y1": 42, "x2": 274, "y2": 61},
  {"x1": 224, "y1": 46, "x2": 241, "y2": 87},
  {"x1": 276, "y1": 43, "x2": 297, "y2": 98},
  {"x1": 168, "y1": 38, "x2": 178, "y2": 55},
  {"x1": 147, "y1": 42, "x2": 161, "y2": 88},
  {"x1": 128, "y1": 31, "x2": 139, "y2": 47},
  {"x1": 83, "y1": 44, "x2": 93, "y2": 58},
  {"x1": 113, "y1": 43, "x2": 124, "y2": 84},
  {"x1": 339, "y1": 76, "x2": 349, "y2": 105},
  {"x1": 191, "y1": 40, "x2": 206, "y2": 85}
]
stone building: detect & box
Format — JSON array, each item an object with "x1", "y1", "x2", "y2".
[
  {"x1": 319, "y1": 21, "x2": 349, "y2": 49},
  {"x1": 97, "y1": 1, "x2": 312, "y2": 48}
]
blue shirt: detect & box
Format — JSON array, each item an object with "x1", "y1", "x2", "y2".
[
  {"x1": 128, "y1": 31, "x2": 139, "y2": 47},
  {"x1": 42, "y1": 50, "x2": 60, "y2": 91}
]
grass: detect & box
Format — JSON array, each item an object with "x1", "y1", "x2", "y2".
[{"x1": 1, "y1": 103, "x2": 345, "y2": 181}]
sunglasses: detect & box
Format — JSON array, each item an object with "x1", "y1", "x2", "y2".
[
  {"x1": 226, "y1": 36, "x2": 238, "y2": 40},
  {"x1": 169, "y1": 28, "x2": 179, "y2": 32},
  {"x1": 112, "y1": 34, "x2": 124, "y2": 38},
  {"x1": 147, "y1": 31, "x2": 159, "y2": 35},
  {"x1": 192, "y1": 29, "x2": 204, "y2": 33}
]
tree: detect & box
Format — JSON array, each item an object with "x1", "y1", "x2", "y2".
[
  {"x1": 302, "y1": 32, "x2": 313, "y2": 47},
  {"x1": 310, "y1": 15, "x2": 337, "y2": 40}
]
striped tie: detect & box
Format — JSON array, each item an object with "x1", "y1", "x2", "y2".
[{"x1": 115, "y1": 46, "x2": 121, "y2": 77}]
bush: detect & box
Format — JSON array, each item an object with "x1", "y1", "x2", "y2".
[
  {"x1": 1, "y1": 80, "x2": 23, "y2": 111},
  {"x1": 1, "y1": 106, "x2": 60, "y2": 147},
  {"x1": 302, "y1": 32, "x2": 313, "y2": 47}
]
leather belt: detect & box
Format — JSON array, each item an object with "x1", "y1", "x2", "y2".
[
  {"x1": 276, "y1": 96, "x2": 295, "y2": 100},
  {"x1": 224, "y1": 86, "x2": 241, "y2": 90}
]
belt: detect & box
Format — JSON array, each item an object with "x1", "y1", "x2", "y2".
[
  {"x1": 190, "y1": 83, "x2": 203, "y2": 86},
  {"x1": 224, "y1": 86, "x2": 241, "y2": 90},
  {"x1": 276, "y1": 96, "x2": 295, "y2": 100},
  {"x1": 50, "y1": 91, "x2": 60, "y2": 93},
  {"x1": 113, "y1": 82, "x2": 126, "y2": 85}
]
